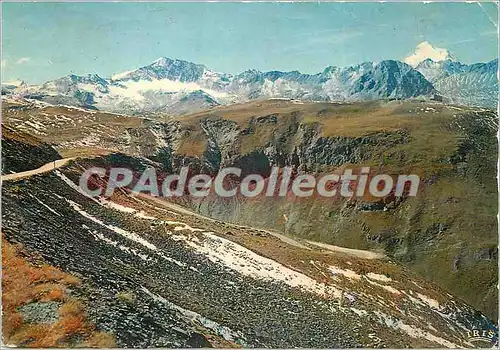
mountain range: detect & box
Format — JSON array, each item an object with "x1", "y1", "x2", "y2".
[{"x1": 2, "y1": 56, "x2": 498, "y2": 115}]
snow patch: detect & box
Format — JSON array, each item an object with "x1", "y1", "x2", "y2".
[
  {"x1": 329, "y1": 266, "x2": 362, "y2": 280},
  {"x1": 366, "y1": 272, "x2": 393, "y2": 282},
  {"x1": 67, "y1": 199, "x2": 187, "y2": 267},
  {"x1": 417, "y1": 293, "x2": 440, "y2": 309},
  {"x1": 104, "y1": 201, "x2": 137, "y2": 213},
  {"x1": 366, "y1": 279, "x2": 401, "y2": 295},
  {"x1": 375, "y1": 311, "x2": 457, "y2": 348},
  {"x1": 174, "y1": 229, "x2": 341, "y2": 298},
  {"x1": 29, "y1": 195, "x2": 61, "y2": 216},
  {"x1": 68, "y1": 199, "x2": 158, "y2": 250},
  {"x1": 89, "y1": 229, "x2": 152, "y2": 261},
  {"x1": 141, "y1": 285, "x2": 246, "y2": 344}
]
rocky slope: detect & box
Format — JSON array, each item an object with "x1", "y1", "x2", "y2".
[
  {"x1": 1, "y1": 125, "x2": 61, "y2": 174},
  {"x1": 2, "y1": 97, "x2": 497, "y2": 323},
  {"x1": 415, "y1": 58, "x2": 498, "y2": 108},
  {"x1": 2, "y1": 238, "x2": 116, "y2": 347},
  {"x1": 2, "y1": 144, "x2": 496, "y2": 347}
]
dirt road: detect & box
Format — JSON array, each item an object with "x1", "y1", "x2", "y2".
[
  {"x1": 3, "y1": 159, "x2": 385, "y2": 260},
  {"x1": 1, "y1": 158, "x2": 75, "y2": 182},
  {"x1": 305, "y1": 240, "x2": 385, "y2": 260},
  {"x1": 135, "y1": 193, "x2": 383, "y2": 258}
]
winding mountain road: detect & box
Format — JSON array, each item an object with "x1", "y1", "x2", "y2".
[
  {"x1": 2, "y1": 157, "x2": 385, "y2": 260},
  {"x1": 1, "y1": 158, "x2": 75, "y2": 182},
  {"x1": 134, "y1": 192, "x2": 384, "y2": 259}
]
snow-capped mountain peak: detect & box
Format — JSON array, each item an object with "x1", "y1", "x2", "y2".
[
  {"x1": 152, "y1": 56, "x2": 170, "y2": 65},
  {"x1": 413, "y1": 57, "x2": 498, "y2": 107},
  {"x1": 112, "y1": 57, "x2": 208, "y2": 84},
  {"x1": 112, "y1": 69, "x2": 139, "y2": 81}
]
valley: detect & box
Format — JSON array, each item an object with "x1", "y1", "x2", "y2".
[
  {"x1": 1, "y1": 148, "x2": 495, "y2": 348},
  {"x1": 1, "y1": 96, "x2": 497, "y2": 347},
  {"x1": 2, "y1": 2, "x2": 498, "y2": 348}
]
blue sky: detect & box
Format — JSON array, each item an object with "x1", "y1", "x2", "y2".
[{"x1": 2, "y1": 2, "x2": 498, "y2": 84}]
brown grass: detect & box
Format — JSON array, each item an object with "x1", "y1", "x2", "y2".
[
  {"x1": 176, "y1": 134, "x2": 207, "y2": 157},
  {"x1": 2, "y1": 238, "x2": 115, "y2": 347},
  {"x1": 2, "y1": 103, "x2": 143, "y2": 154},
  {"x1": 175, "y1": 100, "x2": 472, "y2": 163},
  {"x1": 1, "y1": 125, "x2": 44, "y2": 146},
  {"x1": 33, "y1": 283, "x2": 66, "y2": 302},
  {"x1": 83, "y1": 332, "x2": 117, "y2": 348},
  {"x1": 59, "y1": 300, "x2": 85, "y2": 317}
]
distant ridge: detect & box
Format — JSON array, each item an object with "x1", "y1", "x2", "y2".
[{"x1": 2, "y1": 56, "x2": 497, "y2": 115}]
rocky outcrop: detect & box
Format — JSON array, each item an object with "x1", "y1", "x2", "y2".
[
  {"x1": 130, "y1": 102, "x2": 498, "y2": 320},
  {"x1": 1, "y1": 126, "x2": 61, "y2": 174}
]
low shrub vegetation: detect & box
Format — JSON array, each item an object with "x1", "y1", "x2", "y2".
[{"x1": 2, "y1": 238, "x2": 115, "y2": 347}]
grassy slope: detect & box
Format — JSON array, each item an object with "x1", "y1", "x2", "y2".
[{"x1": 1, "y1": 126, "x2": 62, "y2": 174}]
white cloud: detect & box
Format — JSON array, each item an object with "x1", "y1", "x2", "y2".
[
  {"x1": 404, "y1": 41, "x2": 450, "y2": 67},
  {"x1": 16, "y1": 57, "x2": 31, "y2": 64},
  {"x1": 111, "y1": 78, "x2": 229, "y2": 99},
  {"x1": 3, "y1": 80, "x2": 24, "y2": 87}
]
